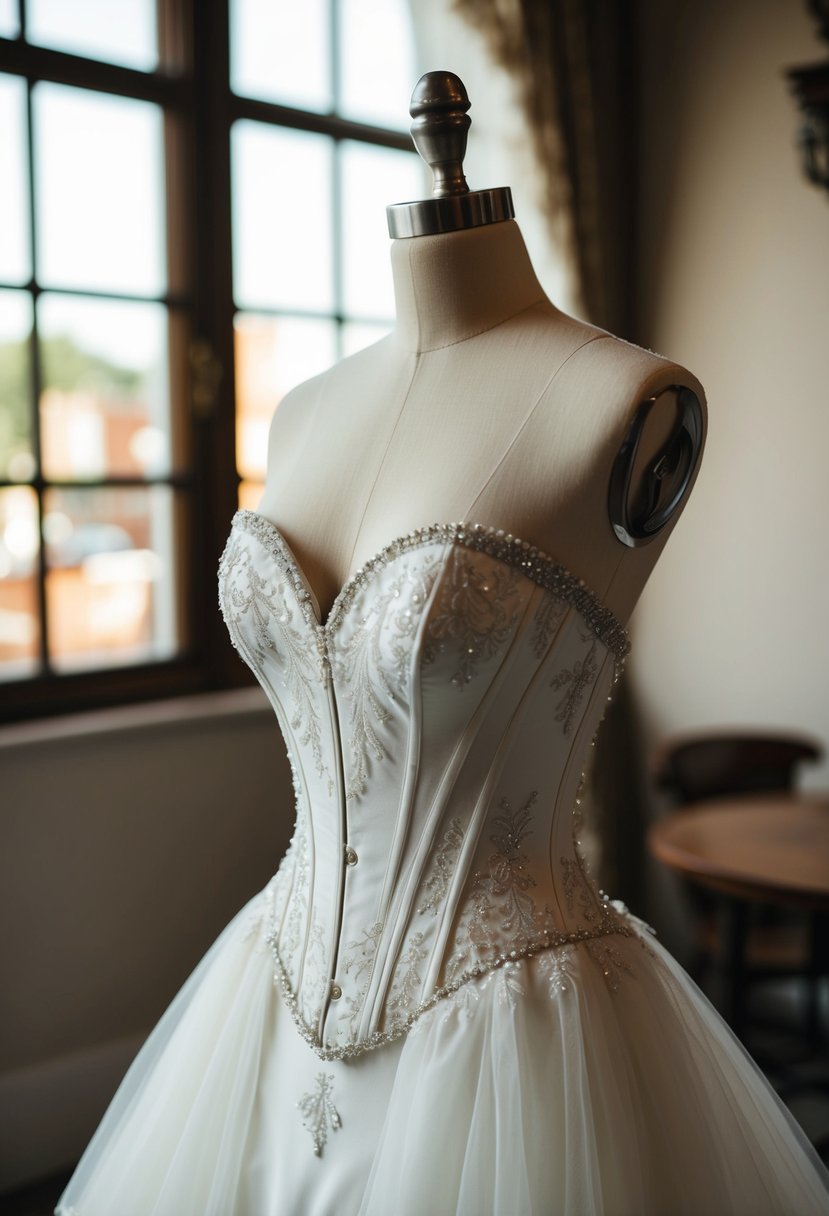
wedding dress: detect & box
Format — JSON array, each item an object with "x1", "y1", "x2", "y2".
[{"x1": 57, "y1": 507, "x2": 829, "y2": 1216}]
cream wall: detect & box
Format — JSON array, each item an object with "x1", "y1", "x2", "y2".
[
  {"x1": 0, "y1": 690, "x2": 292, "y2": 1191},
  {"x1": 632, "y1": 0, "x2": 829, "y2": 786}
]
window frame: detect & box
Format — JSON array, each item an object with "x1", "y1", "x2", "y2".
[{"x1": 0, "y1": 0, "x2": 416, "y2": 724}]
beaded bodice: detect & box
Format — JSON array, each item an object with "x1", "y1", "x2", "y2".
[{"x1": 219, "y1": 509, "x2": 632, "y2": 1059}]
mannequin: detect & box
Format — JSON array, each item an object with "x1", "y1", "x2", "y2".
[
  {"x1": 58, "y1": 73, "x2": 829, "y2": 1216},
  {"x1": 256, "y1": 73, "x2": 706, "y2": 629}
]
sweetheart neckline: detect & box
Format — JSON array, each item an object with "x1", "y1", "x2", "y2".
[{"x1": 228, "y1": 508, "x2": 630, "y2": 659}]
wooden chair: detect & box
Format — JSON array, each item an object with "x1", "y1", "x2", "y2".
[
  {"x1": 653, "y1": 732, "x2": 822, "y2": 806},
  {"x1": 652, "y1": 730, "x2": 824, "y2": 1039}
]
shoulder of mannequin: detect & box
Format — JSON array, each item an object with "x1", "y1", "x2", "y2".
[
  {"x1": 268, "y1": 334, "x2": 399, "y2": 436},
  {"x1": 540, "y1": 317, "x2": 707, "y2": 413}
]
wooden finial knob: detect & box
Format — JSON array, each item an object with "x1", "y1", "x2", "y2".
[{"x1": 409, "y1": 71, "x2": 471, "y2": 198}]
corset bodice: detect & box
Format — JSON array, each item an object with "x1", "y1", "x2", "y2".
[{"x1": 219, "y1": 510, "x2": 632, "y2": 1060}]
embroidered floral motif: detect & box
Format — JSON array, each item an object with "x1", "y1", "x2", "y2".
[
  {"x1": 440, "y1": 981, "x2": 481, "y2": 1022},
  {"x1": 297, "y1": 1072, "x2": 342, "y2": 1156},
  {"x1": 423, "y1": 549, "x2": 522, "y2": 686},
  {"x1": 559, "y1": 852, "x2": 601, "y2": 924},
  {"x1": 220, "y1": 542, "x2": 332, "y2": 793},
  {"x1": 586, "y1": 937, "x2": 634, "y2": 992},
  {"x1": 549, "y1": 636, "x2": 598, "y2": 735},
  {"x1": 464, "y1": 791, "x2": 540, "y2": 954},
  {"x1": 387, "y1": 561, "x2": 442, "y2": 690},
  {"x1": 387, "y1": 932, "x2": 427, "y2": 1020},
  {"x1": 335, "y1": 559, "x2": 441, "y2": 801},
  {"x1": 418, "y1": 817, "x2": 465, "y2": 915},
  {"x1": 337, "y1": 616, "x2": 394, "y2": 803},
  {"x1": 304, "y1": 920, "x2": 330, "y2": 1020},
  {"x1": 536, "y1": 943, "x2": 576, "y2": 995},
  {"x1": 445, "y1": 790, "x2": 556, "y2": 983},
  {"x1": 339, "y1": 921, "x2": 383, "y2": 1035},
  {"x1": 278, "y1": 816, "x2": 310, "y2": 972},
  {"x1": 226, "y1": 510, "x2": 631, "y2": 661},
  {"x1": 531, "y1": 592, "x2": 567, "y2": 659},
  {"x1": 492, "y1": 959, "x2": 526, "y2": 1007}
]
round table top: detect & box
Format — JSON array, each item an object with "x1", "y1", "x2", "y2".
[{"x1": 647, "y1": 794, "x2": 829, "y2": 909}]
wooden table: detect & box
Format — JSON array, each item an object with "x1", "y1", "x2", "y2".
[{"x1": 648, "y1": 794, "x2": 829, "y2": 1035}]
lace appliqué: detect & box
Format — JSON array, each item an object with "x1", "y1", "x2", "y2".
[
  {"x1": 339, "y1": 921, "x2": 383, "y2": 1035},
  {"x1": 550, "y1": 637, "x2": 598, "y2": 735},
  {"x1": 531, "y1": 592, "x2": 567, "y2": 659},
  {"x1": 418, "y1": 817, "x2": 465, "y2": 915},
  {"x1": 536, "y1": 944, "x2": 577, "y2": 994},
  {"x1": 387, "y1": 932, "x2": 427, "y2": 1019},
  {"x1": 445, "y1": 791, "x2": 555, "y2": 983},
  {"x1": 226, "y1": 510, "x2": 631, "y2": 662},
  {"x1": 559, "y1": 849, "x2": 636, "y2": 989},
  {"x1": 586, "y1": 936, "x2": 634, "y2": 991},
  {"x1": 335, "y1": 559, "x2": 440, "y2": 802},
  {"x1": 219, "y1": 541, "x2": 332, "y2": 793},
  {"x1": 297, "y1": 1072, "x2": 342, "y2": 1156},
  {"x1": 423, "y1": 548, "x2": 522, "y2": 686},
  {"x1": 560, "y1": 851, "x2": 603, "y2": 926}
]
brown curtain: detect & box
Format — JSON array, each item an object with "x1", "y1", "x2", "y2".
[
  {"x1": 453, "y1": 0, "x2": 636, "y2": 337},
  {"x1": 452, "y1": 0, "x2": 651, "y2": 910}
]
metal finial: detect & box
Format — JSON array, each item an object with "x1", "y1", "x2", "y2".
[
  {"x1": 409, "y1": 71, "x2": 471, "y2": 198},
  {"x1": 386, "y1": 71, "x2": 514, "y2": 238}
]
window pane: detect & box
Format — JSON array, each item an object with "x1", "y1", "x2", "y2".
[
  {"x1": 341, "y1": 320, "x2": 390, "y2": 358},
  {"x1": 231, "y1": 0, "x2": 331, "y2": 112},
  {"x1": 235, "y1": 313, "x2": 337, "y2": 480},
  {"x1": 34, "y1": 84, "x2": 166, "y2": 295},
  {"x1": 27, "y1": 0, "x2": 157, "y2": 71},
  {"x1": 0, "y1": 486, "x2": 40, "y2": 681},
  {"x1": 0, "y1": 75, "x2": 31, "y2": 285},
  {"x1": 339, "y1": 0, "x2": 416, "y2": 130},
  {"x1": 340, "y1": 142, "x2": 423, "y2": 318},
  {"x1": 0, "y1": 290, "x2": 35, "y2": 482},
  {"x1": 44, "y1": 485, "x2": 179, "y2": 672},
  {"x1": 238, "y1": 480, "x2": 263, "y2": 511},
  {"x1": 38, "y1": 294, "x2": 170, "y2": 481},
  {"x1": 0, "y1": 0, "x2": 18, "y2": 36},
  {"x1": 232, "y1": 123, "x2": 334, "y2": 313}
]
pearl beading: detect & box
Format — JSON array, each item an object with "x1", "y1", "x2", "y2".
[
  {"x1": 228, "y1": 510, "x2": 630, "y2": 667},
  {"x1": 263, "y1": 907, "x2": 634, "y2": 1063}
]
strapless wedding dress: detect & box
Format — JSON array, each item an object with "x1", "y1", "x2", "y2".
[{"x1": 57, "y1": 509, "x2": 829, "y2": 1215}]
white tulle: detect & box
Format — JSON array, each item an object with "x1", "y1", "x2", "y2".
[
  {"x1": 57, "y1": 895, "x2": 828, "y2": 1216},
  {"x1": 56, "y1": 514, "x2": 829, "y2": 1215}
]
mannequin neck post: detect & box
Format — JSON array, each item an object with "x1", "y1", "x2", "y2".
[{"x1": 390, "y1": 220, "x2": 548, "y2": 353}]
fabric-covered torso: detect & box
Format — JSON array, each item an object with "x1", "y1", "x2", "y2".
[{"x1": 219, "y1": 509, "x2": 632, "y2": 1060}]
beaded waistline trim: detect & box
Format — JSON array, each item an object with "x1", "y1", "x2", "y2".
[{"x1": 263, "y1": 917, "x2": 634, "y2": 1063}]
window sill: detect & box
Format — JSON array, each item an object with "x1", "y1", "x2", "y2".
[{"x1": 0, "y1": 686, "x2": 271, "y2": 752}]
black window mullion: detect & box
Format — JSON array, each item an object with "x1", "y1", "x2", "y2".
[
  {"x1": 2, "y1": 0, "x2": 420, "y2": 720},
  {"x1": 22, "y1": 69, "x2": 51, "y2": 674},
  {"x1": 330, "y1": 0, "x2": 343, "y2": 361},
  {"x1": 0, "y1": 39, "x2": 189, "y2": 110},
  {"x1": 191, "y1": 0, "x2": 241, "y2": 688}
]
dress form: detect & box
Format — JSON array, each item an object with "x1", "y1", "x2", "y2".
[
  {"x1": 60, "y1": 77, "x2": 829, "y2": 1216},
  {"x1": 256, "y1": 74, "x2": 706, "y2": 626}
]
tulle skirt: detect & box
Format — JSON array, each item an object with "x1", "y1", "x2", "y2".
[{"x1": 57, "y1": 893, "x2": 829, "y2": 1216}]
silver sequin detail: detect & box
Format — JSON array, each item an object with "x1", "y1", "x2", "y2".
[
  {"x1": 223, "y1": 511, "x2": 630, "y2": 665},
  {"x1": 297, "y1": 1072, "x2": 342, "y2": 1156}
]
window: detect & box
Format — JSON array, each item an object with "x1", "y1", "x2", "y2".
[{"x1": 0, "y1": 0, "x2": 422, "y2": 721}]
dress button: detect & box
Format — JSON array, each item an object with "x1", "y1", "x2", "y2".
[
  {"x1": 330, "y1": 982, "x2": 342, "y2": 1000},
  {"x1": 345, "y1": 845, "x2": 358, "y2": 866}
]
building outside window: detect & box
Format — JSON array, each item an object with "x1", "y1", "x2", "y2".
[{"x1": 0, "y1": 0, "x2": 422, "y2": 721}]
